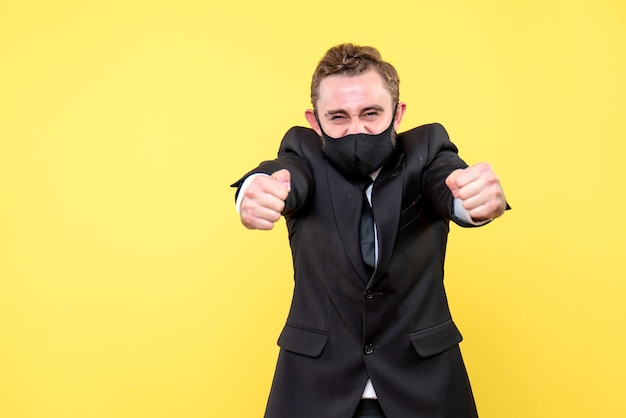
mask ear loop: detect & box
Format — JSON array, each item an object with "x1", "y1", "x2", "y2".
[
  {"x1": 389, "y1": 104, "x2": 398, "y2": 133},
  {"x1": 313, "y1": 111, "x2": 332, "y2": 140}
]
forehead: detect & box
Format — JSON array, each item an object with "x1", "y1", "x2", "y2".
[{"x1": 316, "y1": 70, "x2": 392, "y2": 112}]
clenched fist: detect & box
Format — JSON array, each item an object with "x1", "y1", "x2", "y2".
[
  {"x1": 445, "y1": 163, "x2": 506, "y2": 222},
  {"x1": 239, "y1": 169, "x2": 291, "y2": 230}
]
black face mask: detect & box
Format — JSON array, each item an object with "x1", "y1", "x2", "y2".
[{"x1": 318, "y1": 112, "x2": 396, "y2": 180}]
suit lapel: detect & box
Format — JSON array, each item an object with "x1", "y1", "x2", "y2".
[
  {"x1": 325, "y1": 153, "x2": 406, "y2": 285},
  {"x1": 325, "y1": 162, "x2": 372, "y2": 283}
]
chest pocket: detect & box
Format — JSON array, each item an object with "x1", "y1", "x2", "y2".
[{"x1": 399, "y1": 196, "x2": 423, "y2": 230}]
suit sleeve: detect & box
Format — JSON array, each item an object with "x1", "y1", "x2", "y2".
[
  {"x1": 420, "y1": 123, "x2": 473, "y2": 226},
  {"x1": 420, "y1": 123, "x2": 511, "y2": 227},
  {"x1": 230, "y1": 127, "x2": 316, "y2": 217}
]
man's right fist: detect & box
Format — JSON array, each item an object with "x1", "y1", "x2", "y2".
[{"x1": 240, "y1": 169, "x2": 291, "y2": 230}]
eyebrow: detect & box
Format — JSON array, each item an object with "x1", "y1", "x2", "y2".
[{"x1": 324, "y1": 105, "x2": 385, "y2": 117}]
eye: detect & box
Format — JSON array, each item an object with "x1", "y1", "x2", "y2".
[
  {"x1": 363, "y1": 111, "x2": 381, "y2": 119},
  {"x1": 329, "y1": 114, "x2": 348, "y2": 122}
]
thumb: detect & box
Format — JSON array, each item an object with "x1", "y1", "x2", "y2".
[
  {"x1": 271, "y1": 169, "x2": 291, "y2": 192},
  {"x1": 445, "y1": 169, "x2": 462, "y2": 198}
]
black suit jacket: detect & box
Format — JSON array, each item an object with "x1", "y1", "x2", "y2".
[{"x1": 233, "y1": 123, "x2": 480, "y2": 417}]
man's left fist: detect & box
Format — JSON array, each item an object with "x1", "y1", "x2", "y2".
[{"x1": 445, "y1": 163, "x2": 507, "y2": 222}]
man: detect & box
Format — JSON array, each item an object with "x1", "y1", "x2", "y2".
[{"x1": 232, "y1": 44, "x2": 508, "y2": 418}]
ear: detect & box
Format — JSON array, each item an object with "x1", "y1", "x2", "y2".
[
  {"x1": 304, "y1": 109, "x2": 322, "y2": 136},
  {"x1": 393, "y1": 102, "x2": 407, "y2": 131}
]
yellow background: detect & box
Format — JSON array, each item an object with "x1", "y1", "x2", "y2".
[{"x1": 1, "y1": 0, "x2": 625, "y2": 417}]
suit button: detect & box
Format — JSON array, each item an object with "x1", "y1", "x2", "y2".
[
  {"x1": 364, "y1": 290, "x2": 375, "y2": 300},
  {"x1": 364, "y1": 344, "x2": 374, "y2": 355}
]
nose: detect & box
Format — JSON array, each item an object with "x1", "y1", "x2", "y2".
[{"x1": 346, "y1": 118, "x2": 368, "y2": 135}]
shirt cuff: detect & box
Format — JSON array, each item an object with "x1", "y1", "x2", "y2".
[{"x1": 453, "y1": 198, "x2": 491, "y2": 226}]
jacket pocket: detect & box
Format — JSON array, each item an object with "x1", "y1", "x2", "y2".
[
  {"x1": 277, "y1": 324, "x2": 329, "y2": 358},
  {"x1": 399, "y1": 196, "x2": 423, "y2": 230},
  {"x1": 409, "y1": 320, "x2": 463, "y2": 358}
]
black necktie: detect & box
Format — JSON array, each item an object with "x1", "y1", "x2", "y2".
[{"x1": 360, "y1": 180, "x2": 376, "y2": 276}]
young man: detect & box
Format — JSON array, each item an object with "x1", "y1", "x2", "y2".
[{"x1": 232, "y1": 44, "x2": 508, "y2": 418}]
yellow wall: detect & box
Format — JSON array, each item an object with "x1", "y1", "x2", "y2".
[{"x1": 1, "y1": 1, "x2": 625, "y2": 417}]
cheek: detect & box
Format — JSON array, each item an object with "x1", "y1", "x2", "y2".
[
  {"x1": 366, "y1": 121, "x2": 389, "y2": 135},
  {"x1": 321, "y1": 125, "x2": 347, "y2": 139}
]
